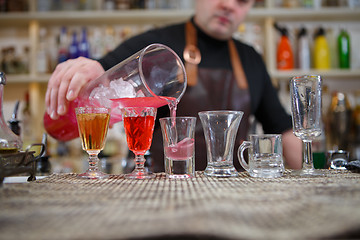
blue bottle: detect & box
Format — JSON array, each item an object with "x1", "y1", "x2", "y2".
[
  {"x1": 58, "y1": 27, "x2": 68, "y2": 63},
  {"x1": 78, "y1": 27, "x2": 90, "y2": 58},
  {"x1": 68, "y1": 31, "x2": 79, "y2": 59}
]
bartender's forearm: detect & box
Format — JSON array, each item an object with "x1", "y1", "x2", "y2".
[{"x1": 282, "y1": 129, "x2": 302, "y2": 169}]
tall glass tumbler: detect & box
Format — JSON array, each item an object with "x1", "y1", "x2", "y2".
[
  {"x1": 160, "y1": 117, "x2": 196, "y2": 179},
  {"x1": 199, "y1": 111, "x2": 243, "y2": 177}
]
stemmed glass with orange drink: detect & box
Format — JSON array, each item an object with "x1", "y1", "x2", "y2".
[{"x1": 76, "y1": 107, "x2": 110, "y2": 179}]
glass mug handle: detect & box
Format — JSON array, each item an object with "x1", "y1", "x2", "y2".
[{"x1": 237, "y1": 141, "x2": 252, "y2": 172}]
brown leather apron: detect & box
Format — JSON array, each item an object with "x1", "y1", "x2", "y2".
[{"x1": 150, "y1": 21, "x2": 251, "y2": 172}]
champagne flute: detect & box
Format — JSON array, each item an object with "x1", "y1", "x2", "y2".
[
  {"x1": 121, "y1": 107, "x2": 157, "y2": 179},
  {"x1": 290, "y1": 75, "x2": 324, "y2": 177},
  {"x1": 76, "y1": 107, "x2": 111, "y2": 179}
]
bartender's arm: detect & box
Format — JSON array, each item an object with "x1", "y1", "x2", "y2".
[
  {"x1": 45, "y1": 57, "x2": 105, "y2": 120},
  {"x1": 282, "y1": 129, "x2": 302, "y2": 169}
]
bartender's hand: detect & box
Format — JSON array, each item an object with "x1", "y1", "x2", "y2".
[
  {"x1": 45, "y1": 57, "x2": 105, "y2": 119},
  {"x1": 282, "y1": 129, "x2": 302, "y2": 169}
]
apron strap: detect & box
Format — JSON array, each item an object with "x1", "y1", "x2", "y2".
[
  {"x1": 228, "y1": 39, "x2": 248, "y2": 89},
  {"x1": 183, "y1": 21, "x2": 248, "y2": 89},
  {"x1": 184, "y1": 21, "x2": 201, "y2": 86}
]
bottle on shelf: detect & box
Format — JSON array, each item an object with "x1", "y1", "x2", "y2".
[
  {"x1": 68, "y1": 30, "x2": 79, "y2": 59},
  {"x1": 282, "y1": 0, "x2": 300, "y2": 8},
  {"x1": 37, "y1": 28, "x2": 50, "y2": 73},
  {"x1": 104, "y1": 26, "x2": 116, "y2": 54},
  {"x1": 58, "y1": 26, "x2": 69, "y2": 63},
  {"x1": 302, "y1": 0, "x2": 315, "y2": 8},
  {"x1": 1, "y1": 47, "x2": 17, "y2": 74},
  {"x1": 19, "y1": 46, "x2": 30, "y2": 74},
  {"x1": 322, "y1": 85, "x2": 332, "y2": 124},
  {"x1": 91, "y1": 27, "x2": 105, "y2": 60},
  {"x1": 337, "y1": 28, "x2": 351, "y2": 69},
  {"x1": 313, "y1": 27, "x2": 330, "y2": 70},
  {"x1": 79, "y1": 0, "x2": 96, "y2": 10},
  {"x1": 62, "y1": 0, "x2": 80, "y2": 11},
  {"x1": 297, "y1": 27, "x2": 310, "y2": 70},
  {"x1": 103, "y1": 0, "x2": 115, "y2": 10},
  {"x1": 274, "y1": 23, "x2": 294, "y2": 70},
  {"x1": 21, "y1": 91, "x2": 34, "y2": 150},
  {"x1": 37, "y1": 0, "x2": 52, "y2": 11},
  {"x1": 78, "y1": 27, "x2": 90, "y2": 58},
  {"x1": 327, "y1": 91, "x2": 352, "y2": 151},
  {"x1": 117, "y1": 0, "x2": 132, "y2": 9}
]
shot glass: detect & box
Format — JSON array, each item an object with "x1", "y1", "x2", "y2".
[
  {"x1": 238, "y1": 134, "x2": 285, "y2": 178},
  {"x1": 160, "y1": 117, "x2": 196, "y2": 179},
  {"x1": 327, "y1": 150, "x2": 349, "y2": 170},
  {"x1": 199, "y1": 111, "x2": 243, "y2": 178}
]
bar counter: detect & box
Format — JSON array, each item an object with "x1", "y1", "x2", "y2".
[{"x1": 1, "y1": 170, "x2": 360, "y2": 239}]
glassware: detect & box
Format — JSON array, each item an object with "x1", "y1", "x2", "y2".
[
  {"x1": 327, "y1": 150, "x2": 349, "y2": 170},
  {"x1": 290, "y1": 75, "x2": 324, "y2": 177},
  {"x1": 121, "y1": 107, "x2": 157, "y2": 179},
  {"x1": 238, "y1": 134, "x2": 285, "y2": 178},
  {"x1": 199, "y1": 110, "x2": 243, "y2": 178},
  {"x1": 0, "y1": 72, "x2": 22, "y2": 153},
  {"x1": 44, "y1": 43, "x2": 186, "y2": 142},
  {"x1": 327, "y1": 91, "x2": 352, "y2": 151},
  {"x1": 76, "y1": 107, "x2": 111, "y2": 179},
  {"x1": 160, "y1": 117, "x2": 196, "y2": 179}
]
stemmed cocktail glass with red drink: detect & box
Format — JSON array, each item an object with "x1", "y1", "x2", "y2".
[{"x1": 121, "y1": 107, "x2": 157, "y2": 179}]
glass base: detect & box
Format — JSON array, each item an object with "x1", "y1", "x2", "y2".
[
  {"x1": 290, "y1": 168, "x2": 325, "y2": 177},
  {"x1": 204, "y1": 165, "x2": 238, "y2": 178},
  {"x1": 78, "y1": 170, "x2": 109, "y2": 179},
  {"x1": 125, "y1": 169, "x2": 155, "y2": 179},
  {"x1": 167, "y1": 173, "x2": 193, "y2": 179},
  {"x1": 249, "y1": 169, "x2": 284, "y2": 178}
]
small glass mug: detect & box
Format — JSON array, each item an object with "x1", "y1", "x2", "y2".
[
  {"x1": 238, "y1": 134, "x2": 285, "y2": 178},
  {"x1": 327, "y1": 150, "x2": 349, "y2": 170}
]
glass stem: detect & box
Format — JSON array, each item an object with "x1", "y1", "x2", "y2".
[
  {"x1": 88, "y1": 153, "x2": 99, "y2": 172},
  {"x1": 134, "y1": 154, "x2": 146, "y2": 171},
  {"x1": 302, "y1": 140, "x2": 313, "y2": 170}
]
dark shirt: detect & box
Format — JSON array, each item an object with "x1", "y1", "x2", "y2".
[{"x1": 98, "y1": 19, "x2": 292, "y2": 171}]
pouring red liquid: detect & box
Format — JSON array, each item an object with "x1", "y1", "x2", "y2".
[
  {"x1": 43, "y1": 96, "x2": 176, "y2": 142},
  {"x1": 44, "y1": 44, "x2": 185, "y2": 142}
]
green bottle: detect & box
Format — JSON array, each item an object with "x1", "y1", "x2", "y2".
[{"x1": 338, "y1": 29, "x2": 350, "y2": 69}]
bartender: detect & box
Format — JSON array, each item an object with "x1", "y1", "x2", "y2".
[{"x1": 45, "y1": 0, "x2": 302, "y2": 172}]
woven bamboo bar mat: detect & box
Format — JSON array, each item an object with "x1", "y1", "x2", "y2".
[{"x1": 1, "y1": 170, "x2": 360, "y2": 240}]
